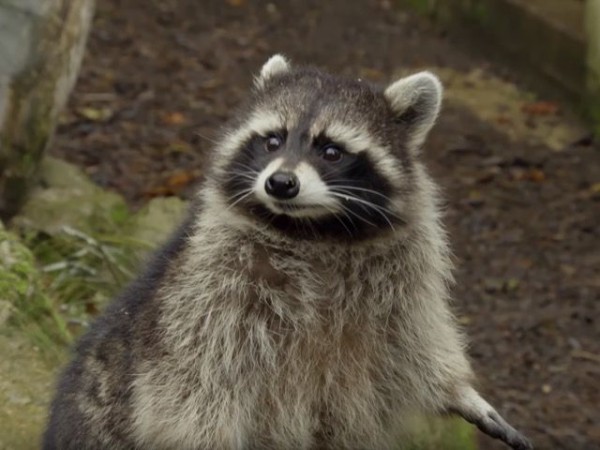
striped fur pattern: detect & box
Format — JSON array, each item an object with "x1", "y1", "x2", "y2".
[{"x1": 43, "y1": 56, "x2": 531, "y2": 450}]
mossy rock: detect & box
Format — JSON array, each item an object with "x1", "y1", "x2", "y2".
[
  {"x1": 129, "y1": 196, "x2": 187, "y2": 247},
  {"x1": 11, "y1": 157, "x2": 129, "y2": 235},
  {"x1": 12, "y1": 157, "x2": 187, "y2": 247},
  {"x1": 8, "y1": 157, "x2": 188, "y2": 340}
]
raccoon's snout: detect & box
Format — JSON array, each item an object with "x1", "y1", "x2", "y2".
[{"x1": 265, "y1": 171, "x2": 300, "y2": 199}]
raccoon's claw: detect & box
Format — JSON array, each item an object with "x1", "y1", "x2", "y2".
[
  {"x1": 450, "y1": 386, "x2": 533, "y2": 450},
  {"x1": 466, "y1": 408, "x2": 533, "y2": 450}
]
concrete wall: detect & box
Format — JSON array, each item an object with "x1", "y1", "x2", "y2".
[
  {"x1": 398, "y1": 0, "x2": 599, "y2": 133},
  {"x1": 586, "y1": 0, "x2": 600, "y2": 133},
  {"x1": 0, "y1": 0, "x2": 95, "y2": 220}
]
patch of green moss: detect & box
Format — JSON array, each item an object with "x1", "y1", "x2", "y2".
[
  {"x1": 462, "y1": 0, "x2": 490, "y2": 24},
  {"x1": 0, "y1": 332, "x2": 63, "y2": 450},
  {"x1": 6, "y1": 158, "x2": 189, "y2": 347},
  {"x1": 397, "y1": 0, "x2": 490, "y2": 23},
  {"x1": 399, "y1": 0, "x2": 434, "y2": 15},
  {"x1": 586, "y1": 74, "x2": 600, "y2": 137},
  {"x1": 403, "y1": 417, "x2": 476, "y2": 450},
  {"x1": 0, "y1": 222, "x2": 71, "y2": 353}
]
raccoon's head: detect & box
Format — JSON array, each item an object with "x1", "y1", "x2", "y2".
[{"x1": 211, "y1": 55, "x2": 442, "y2": 241}]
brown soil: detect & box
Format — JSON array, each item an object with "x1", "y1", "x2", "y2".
[{"x1": 51, "y1": 1, "x2": 600, "y2": 449}]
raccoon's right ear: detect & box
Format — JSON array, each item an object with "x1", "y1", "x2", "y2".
[
  {"x1": 384, "y1": 71, "x2": 442, "y2": 152},
  {"x1": 255, "y1": 54, "x2": 291, "y2": 88}
]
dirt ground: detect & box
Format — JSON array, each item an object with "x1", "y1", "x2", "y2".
[{"x1": 51, "y1": 0, "x2": 600, "y2": 449}]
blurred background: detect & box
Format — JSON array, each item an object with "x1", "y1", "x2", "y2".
[{"x1": 0, "y1": 0, "x2": 598, "y2": 449}]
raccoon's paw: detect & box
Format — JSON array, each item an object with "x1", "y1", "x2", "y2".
[
  {"x1": 466, "y1": 407, "x2": 533, "y2": 450},
  {"x1": 449, "y1": 386, "x2": 533, "y2": 450}
]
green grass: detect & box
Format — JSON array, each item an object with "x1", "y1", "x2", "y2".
[
  {"x1": 1, "y1": 225, "x2": 69, "y2": 360},
  {"x1": 31, "y1": 227, "x2": 149, "y2": 338},
  {"x1": 2, "y1": 223, "x2": 150, "y2": 357}
]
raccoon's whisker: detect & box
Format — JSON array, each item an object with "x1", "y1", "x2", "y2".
[
  {"x1": 332, "y1": 198, "x2": 379, "y2": 228},
  {"x1": 343, "y1": 205, "x2": 379, "y2": 228},
  {"x1": 331, "y1": 192, "x2": 395, "y2": 230},
  {"x1": 321, "y1": 204, "x2": 355, "y2": 237},
  {"x1": 331, "y1": 188, "x2": 402, "y2": 220},
  {"x1": 225, "y1": 188, "x2": 251, "y2": 202},
  {"x1": 224, "y1": 171, "x2": 258, "y2": 183},
  {"x1": 228, "y1": 161, "x2": 260, "y2": 175},
  {"x1": 328, "y1": 185, "x2": 401, "y2": 218},
  {"x1": 226, "y1": 189, "x2": 254, "y2": 210},
  {"x1": 319, "y1": 199, "x2": 359, "y2": 234},
  {"x1": 302, "y1": 217, "x2": 315, "y2": 236},
  {"x1": 225, "y1": 166, "x2": 260, "y2": 180},
  {"x1": 328, "y1": 183, "x2": 396, "y2": 203},
  {"x1": 301, "y1": 217, "x2": 318, "y2": 240},
  {"x1": 334, "y1": 192, "x2": 374, "y2": 217},
  {"x1": 194, "y1": 131, "x2": 219, "y2": 145}
]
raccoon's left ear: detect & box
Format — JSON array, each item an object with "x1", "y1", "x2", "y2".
[
  {"x1": 384, "y1": 71, "x2": 442, "y2": 151},
  {"x1": 255, "y1": 54, "x2": 291, "y2": 88}
]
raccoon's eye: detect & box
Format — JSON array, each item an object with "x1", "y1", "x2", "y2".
[
  {"x1": 265, "y1": 135, "x2": 282, "y2": 152},
  {"x1": 322, "y1": 145, "x2": 343, "y2": 163}
]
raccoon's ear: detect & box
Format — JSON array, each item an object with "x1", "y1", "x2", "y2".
[
  {"x1": 384, "y1": 71, "x2": 442, "y2": 151},
  {"x1": 255, "y1": 54, "x2": 291, "y2": 88}
]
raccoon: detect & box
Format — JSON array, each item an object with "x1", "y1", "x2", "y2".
[{"x1": 43, "y1": 55, "x2": 532, "y2": 450}]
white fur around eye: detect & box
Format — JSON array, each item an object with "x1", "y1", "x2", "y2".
[
  {"x1": 312, "y1": 121, "x2": 403, "y2": 187},
  {"x1": 323, "y1": 122, "x2": 375, "y2": 155},
  {"x1": 215, "y1": 111, "x2": 283, "y2": 173}
]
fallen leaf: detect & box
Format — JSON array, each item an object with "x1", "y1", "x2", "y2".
[
  {"x1": 77, "y1": 106, "x2": 113, "y2": 122},
  {"x1": 58, "y1": 111, "x2": 74, "y2": 126},
  {"x1": 526, "y1": 168, "x2": 546, "y2": 183},
  {"x1": 505, "y1": 278, "x2": 520, "y2": 291},
  {"x1": 483, "y1": 278, "x2": 503, "y2": 293},
  {"x1": 85, "y1": 301, "x2": 100, "y2": 315},
  {"x1": 358, "y1": 67, "x2": 385, "y2": 81},
  {"x1": 143, "y1": 186, "x2": 172, "y2": 198},
  {"x1": 495, "y1": 115, "x2": 513, "y2": 125},
  {"x1": 560, "y1": 265, "x2": 576, "y2": 276},
  {"x1": 521, "y1": 101, "x2": 559, "y2": 116},
  {"x1": 162, "y1": 111, "x2": 186, "y2": 125},
  {"x1": 166, "y1": 141, "x2": 193, "y2": 154},
  {"x1": 571, "y1": 349, "x2": 600, "y2": 363},
  {"x1": 457, "y1": 315, "x2": 472, "y2": 325},
  {"x1": 465, "y1": 190, "x2": 484, "y2": 207},
  {"x1": 167, "y1": 170, "x2": 195, "y2": 189}
]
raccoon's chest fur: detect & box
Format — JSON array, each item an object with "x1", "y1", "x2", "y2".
[{"x1": 130, "y1": 219, "x2": 446, "y2": 450}]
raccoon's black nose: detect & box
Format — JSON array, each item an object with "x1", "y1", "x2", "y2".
[{"x1": 265, "y1": 172, "x2": 300, "y2": 199}]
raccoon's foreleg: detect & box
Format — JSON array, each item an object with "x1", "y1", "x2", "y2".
[{"x1": 449, "y1": 385, "x2": 533, "y2": 450}]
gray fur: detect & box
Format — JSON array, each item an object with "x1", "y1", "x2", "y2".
[{"x1": 44, "y1": 56, "x2": 531, "y2": 450}]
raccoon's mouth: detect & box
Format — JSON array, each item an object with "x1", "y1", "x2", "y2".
[
  {"x1": 273, "y1": 202, "x2": 319, "y2": 211},
  {"x1": 267, "y1": 201, "x2": 331, "y2": 218}
]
